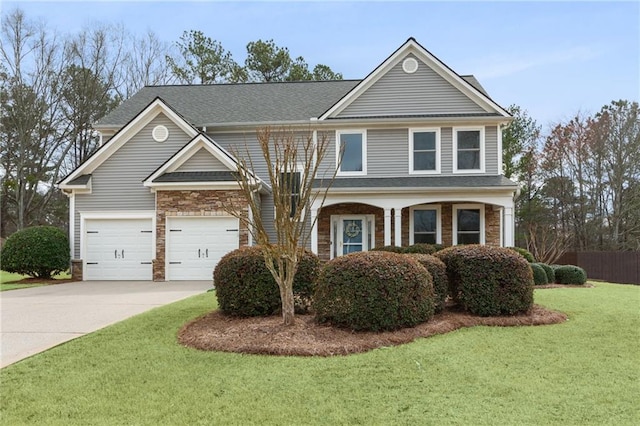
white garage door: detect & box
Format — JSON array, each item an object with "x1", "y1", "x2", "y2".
[
  {"x1": 167, "y1": 216, "x2": 239, "y2": 281},
  {"x1": 84, "y1": 219, "x2": 153, "y2": 281}
]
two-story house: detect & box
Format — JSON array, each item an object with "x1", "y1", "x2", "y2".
[{"x1": 58, "y1": 38, "x2": 518, "y2": 281}]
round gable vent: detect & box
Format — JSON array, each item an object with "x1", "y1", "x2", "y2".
[
  {"x1": 152, "y1": 125, "x2": 169, "y2": 142},
  {"x1": 402, "y1": 57, "x2": 419, "y2": 74}
]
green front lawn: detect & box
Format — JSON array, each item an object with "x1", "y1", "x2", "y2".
[
  {"x1": 1, "y1": 282, "x2": 638, "y2": 425},
  {"x1": 0, "y1": 270, "x2": 72, "y2": 291}
]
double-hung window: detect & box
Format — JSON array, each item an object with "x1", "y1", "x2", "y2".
[
  {"x1": 454, "y1": 127, "x2": 484, "y2": 172},
  {"x1": 336, "y1": 130, "x2": 366, "y2": 175},
  {"x1": 410, "y1": 206, "x2": 441, "y2": 244},
  {"x1": 453, "y1": 204, "x2": 485, "y2": 245},
  {"x1": 409, "y1": 128, "x2": 440, "y2": 173},
  {"x1": 279, "y1": 171, "x2": 300, "y2": 218}
]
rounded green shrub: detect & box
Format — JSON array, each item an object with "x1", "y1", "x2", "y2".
[
  {"x1": 554, "y1": 265, "x2": 587, "y2": 285},
  {"x1": 213, "y1": 246, "x2": 320, "y2": 316},
  {"x1": 435, "y1": 245, "x2": 534, "y2": 316},
  {"x1": 371, "y1": 245, "x2": 405, "y2": 253},
  {"x1": 314, "y1": 251, "x2": 435, "y2": 331},
  {"x1": 530, "y1": 263, "x2": 548, "y2": 285},
  {"x1": 0, "y1": 226, "x2": 69, "y2": 278},
  {"x1": 538, "y1": 263, "x2": 555, "y2": 284},
  {"x1": 403, "y1": 244, "x2": 437, "y2": 255},
  {"x1": 508, "y1": 246, "x2": 535, "y2": 262},
  {"x1": 408, "y1": 254, "x2": 448, "y2": 313}
]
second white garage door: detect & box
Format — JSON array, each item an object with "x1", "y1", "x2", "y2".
[{"x1": 166, "y1": 216, "x2": 240, "y2": 281}]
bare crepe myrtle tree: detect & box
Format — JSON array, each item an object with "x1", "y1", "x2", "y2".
[{"x1": 227, "y1": 126, "x2": 338, "y2": 325}]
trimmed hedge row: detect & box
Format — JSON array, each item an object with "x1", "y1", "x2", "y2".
[
  {"x1": 508, "y1": 247, "x2": 535, "y2": 263},
  {"x1": 554, "y1": 265, "x2": 587, "y2": 285},
  {"x1": 372, "y1": 244, "x2": 445, "y2": 255},
  {"x1": 314, "y1": 251, "x2": 435, "y2": 331},
  {"x1": 435, "y1": 245, "x2": 534, "y2": 316},
  {"x1": 213, "y1": 246, "x2": 320, "y2": 316},
  {"x1": 530, "y1": 263, "x2": 548, "y2": 285},
  {"x1": 408, "y1": 254, "x2": 448, "y2": 313}
]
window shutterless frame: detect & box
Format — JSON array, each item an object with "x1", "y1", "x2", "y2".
[
  {"x1": 336, "y1": 130, "x2": 367, "y2": 176},
  {"x1": 409, "y1": 128, "x2": 440, "y2": 174},
  {"x1": 452, "y1": 204, "x2": 485, "y2": 245},
  {"x1": 453, "y1": 126, "x2": 485, "y2": 173},
  {"x1": 409, "y1": 205, "x2": 441, "y2": 244}
]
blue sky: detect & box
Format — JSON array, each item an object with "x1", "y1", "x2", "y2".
[{"x1": 4, "y1": 1, "x2": 639, "y2": 129}]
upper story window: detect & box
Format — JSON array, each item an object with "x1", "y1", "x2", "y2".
[
  {"x1": 279, "y1": 171, "x2": 301, "y2": 218},
  {"x1": 336, "y1": 130, "x2": 367, "y2": 175},
  {"x1": 409, "y1": 128, "x2": 440, "y2": 174},
  {"x1": 453, "y1": 127, "x2": 485, "y2": 172}
]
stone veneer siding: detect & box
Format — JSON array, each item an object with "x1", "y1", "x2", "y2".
[
  {"x1": 401, "y1": 202, "x2": 500, "y2": 247},
  {"x1": 319, "y1": 202, "x2": 501, "y2": 258},
  {"x1": 71, "y1": 259, "x2": 83, "y2": 281},
  {"x1": 154, "y1": 190, "x2": 249, "y2": 281}
]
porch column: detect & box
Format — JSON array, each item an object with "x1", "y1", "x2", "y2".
[
  {"x1": 503, "y1": 206, "x2": 514, "y2": 247},
  {"x1": 394, "y1": 207, "x2": 402, "y2": 247},
  {"x1": 310, "y1": 207, "x2": 319, "y2": 254},
  {"x1": 384, "y1": 208, "x2": 392, "y2": 246}
]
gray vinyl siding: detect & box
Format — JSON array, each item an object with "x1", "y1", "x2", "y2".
[
  {"x1": 367, "y1": 129, "x2": 407, "y2": 177},
  {"x1": 73, "y1": 114, "x2": 192, "y2": 256},
  {"x1": 484, "y1": 126, "x2": 499, "y2": 174},
  {"x1": 337, "y1": 54, "x2": 487, "y2": 118},
  {"x1": 176, "y1": 147, "x2": 230, "y2": 172},
  {"x1": 441, "y1": 127, "x2": 453, "y2": 174}
]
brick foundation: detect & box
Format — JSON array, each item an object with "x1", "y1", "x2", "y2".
[
  {"x1": 71, "y1": 259, "x2": 83, "y2": 281},
  {"x1": 154, "y1": 190, "x2": 249, "y2": 281}
]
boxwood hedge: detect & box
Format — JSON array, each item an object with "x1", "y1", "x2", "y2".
[
  {"x1": 435, "y1": 245, "x2": 534, "y2": 316},
  {"x1": 314, "y1": 251, "x2": 435, "y2": 331}
]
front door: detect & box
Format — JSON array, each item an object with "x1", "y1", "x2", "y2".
[{"x1": 333, "y1": 215, "x2": 373, "y2": 257}]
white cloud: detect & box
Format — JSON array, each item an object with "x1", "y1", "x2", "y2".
[{"x1": 474, "y1": 45, "x2": 603, "y2": 80}]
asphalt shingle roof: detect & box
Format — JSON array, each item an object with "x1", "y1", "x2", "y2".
[
  {"x1": 97, "y1": 75, "x2": 491, "y2": 128},
  {"x1": 153, "y1": 171, "x2": 239, "y2": 183},
  {"x1": 97, "y1": 80, "x2": 361, "y2": 127},
  {"x1": 313, "y1": 175, "x2": 518, "y2": 189}
]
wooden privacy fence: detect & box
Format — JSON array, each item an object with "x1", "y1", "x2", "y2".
[{"x1": 556, "y1": 251, "x2": 640, "y2": 284}]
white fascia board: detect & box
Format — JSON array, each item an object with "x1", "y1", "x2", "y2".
[
  {"x1": 319, "y1": 39, "x2": 511, "y2": 120},
  {"x1": 144, "y1": 135, "x2": 238, "y2": 185},
  {"x1": 146, "y1": 182, "x2": 242, "y2": 191},
  {"x1": 60, "y1": 99, "x2": 198, "y2": 186}
]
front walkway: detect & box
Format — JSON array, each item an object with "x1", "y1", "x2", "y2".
[{"x1": 0, "y1": 280, "x2": 212, "y2": 368}]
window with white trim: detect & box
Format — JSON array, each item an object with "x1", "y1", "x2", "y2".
[
  {"x1": 279, "y1": 171, "x2": 301, "y2": 218},
  {"x1": 410, "y1": 205, "x2": 441, "y2": 244},
  {"x1": 453, "y1": 127, "x2": 484, "y2": 172},
  {"x1": 409, "y1": 128, "x2": 440, "y2": 173},
  {"x1": 336, "y1": 130, "x2": 366, "y2": 175},
  {"x1": 453, "y1": 204, "x2": 485, "y2": 245}
]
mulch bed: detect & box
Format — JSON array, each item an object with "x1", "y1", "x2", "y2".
[
  {"x1": 8, "y1": 277, "x2": 75, "y2": 285},
  {"x1": 178, "y1": 304, "x2": 568, "y2": 357}
]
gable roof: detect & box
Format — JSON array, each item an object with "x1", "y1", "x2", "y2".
[
  {"x1": 96, "y1": 80, "x2": 360, "y2": 129},
  {"x1": 59, "y1": 97, "x2": 198, "y2": 188},
  {"x1": 319, "y1": 38, "x2": 510, "y2": 120},
  {"x1": 144, "y1": 133, "x2": 270, "y2": 192}
]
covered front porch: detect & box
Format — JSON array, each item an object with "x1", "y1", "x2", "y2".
[{"x1": 309, "y1": 181, "x2": 517, "y2": 261}]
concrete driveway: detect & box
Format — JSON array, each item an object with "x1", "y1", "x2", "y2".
[{"x1": 0, "y1": 280, "x2": 213, "y2": 368}]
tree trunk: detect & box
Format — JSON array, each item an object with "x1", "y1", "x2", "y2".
[{"x1": 280, "y1": 284, "x2": 295, "y2": 326}]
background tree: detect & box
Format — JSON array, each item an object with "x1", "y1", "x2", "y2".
[
  {"x1": 0, "y1": 9, "x2": 68, "y2": 235},
  {"x1": 227, "y1": 127, "x2": 338, "y2": 325},
  {"x1": 120, "y1": 30, "x2": 175, "y2": 98},
  {"x1": 165, "y1": 30, "x2": 238, "y2": 84},
  {"x1": 244, "y1": 39, "x2": 292, "y2": 82}
]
